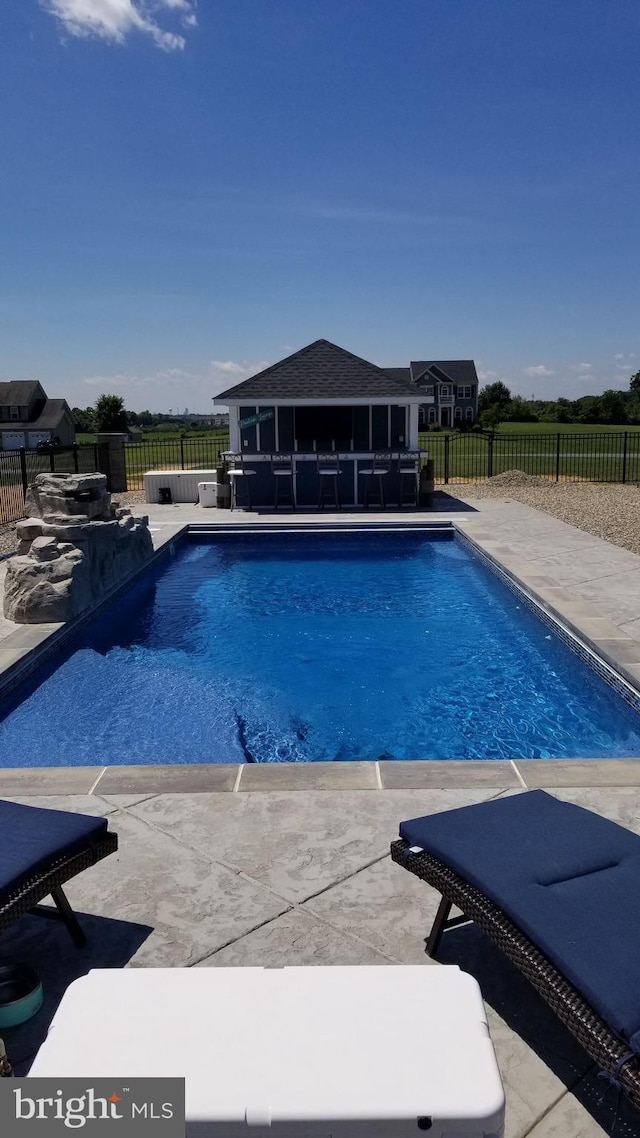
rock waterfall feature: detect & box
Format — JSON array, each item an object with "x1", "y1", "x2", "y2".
[{"x1": 3, "y1": 473, "x2": 153, "y2": 623}]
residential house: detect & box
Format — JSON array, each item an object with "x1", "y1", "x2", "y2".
[
  {"x1": 0, "y1": 381, "x2": 76, "y2": 450},
  {"x1": 388, "y1": 360, "x2": 479, "y2": 428}
]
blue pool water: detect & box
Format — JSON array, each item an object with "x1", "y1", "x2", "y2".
[{"x1": 2, "y1": 530, "x2": 640, "y2": 766}]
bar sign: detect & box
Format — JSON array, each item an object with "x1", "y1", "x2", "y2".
[{"x1": 238, "y1": 410, "x2": 274, "y2": 430}]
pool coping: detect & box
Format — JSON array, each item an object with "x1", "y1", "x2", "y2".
[
  {"x1": 2, "y1": 515, "x2": 640, "y2": 792},
  {"x1": 2, "y1": 758, "x2": 640, "y2": 796}
]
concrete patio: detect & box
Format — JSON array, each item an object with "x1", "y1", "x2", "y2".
[
  {"x1": 2, "y1": 774, "x2": 640, "y2": 1137},
  {"x1": 3, "y1": 494, "x2": 640, "y2": 1134}
]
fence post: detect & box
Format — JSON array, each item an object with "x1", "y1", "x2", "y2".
[
  {"x1": 180, "y1": 434, "x2": 185, "y2": 470},
  {"x1": 555, "y1": 433, "x2": 561, "y2": 482},
  {"x1": 487, "y1": 432, "x2": 494, "y2": 479},
  {"x1": 444, "y1": 434, "x2": 449, "y2": 484},
  {"x1": 19, "y1": 448, "x2": 28, "y2": 499},
  {"x1": 622, "y1": 431, "x2": 628, "y2": 484}
]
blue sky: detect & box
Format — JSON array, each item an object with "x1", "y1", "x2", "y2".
[{"x1": 1, "y1": 1, "x2": 639, "y2": 412}]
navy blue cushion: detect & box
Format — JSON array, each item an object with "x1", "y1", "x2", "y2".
[
  {"x1": 400, "y1": 790, "x2": 640, "y2": 1055},
  {"x1": 0, "y1": 799, "x2": 108, "y2": 897}
]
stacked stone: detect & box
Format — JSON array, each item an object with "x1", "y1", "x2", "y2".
[{"x1": 3, "y1": 473, "x2": 153, "y2": 623}]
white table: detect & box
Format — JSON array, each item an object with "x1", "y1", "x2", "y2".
[{"x1": 29, "y1": 965, "x2": 505, "y2": 1137}]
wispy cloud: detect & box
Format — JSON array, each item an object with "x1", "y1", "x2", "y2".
[
  {"x1": 477, "y1": 369, "x2": 497, "y2": 381},
  {"x1": 570, "y1": 362, "x2": 592, "y2": 370},
  {"x1": 40, "y1": 0, "x2": 197, "y2": 51},
  {"x1": 211, "y1": 359, "x2": 270, "y2": 394},
  {"x1": 71, "y1": 357, "x2": 268, "y2": 412},
  {"x1": 614, "y1": 351, "x2": 637, "y2": 370},
  {"x1": 523, "y1": 364, "x2": 554, "y2": 377}
]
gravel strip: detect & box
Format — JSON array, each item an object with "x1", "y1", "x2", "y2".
[{"x1": 444, "y1": 471, "x2": 640, "y2": 555}]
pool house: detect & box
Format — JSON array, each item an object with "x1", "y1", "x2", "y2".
[{"x1": 214, "y1": 339, "x2": 426, "y2": 509}]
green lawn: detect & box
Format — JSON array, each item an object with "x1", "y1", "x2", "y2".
[
  {"x1": 496, "y1": 421, "x2": 640, "y2": 434},
  {"x1": 419, "y1": 428, "x2": 640, "y2": 482},
  {"x1": 75, "y1": 425, "x2": 640, "y2": 488}
]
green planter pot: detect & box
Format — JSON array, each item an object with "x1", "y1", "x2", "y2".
[{"x1": 0, "y1": 964, "x2": 43, "y2": 1027}]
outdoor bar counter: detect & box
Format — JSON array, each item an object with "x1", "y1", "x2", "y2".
[{"x1": 226, "y1": 450, "x2": 426, "y2": 509}]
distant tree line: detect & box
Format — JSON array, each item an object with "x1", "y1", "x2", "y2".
[
  {"x1": 478, "y1": 372, "x2": 640, "y2": 430},
  {"x1": 71, "y1": 395, "x2": 221, "y2": 434}
]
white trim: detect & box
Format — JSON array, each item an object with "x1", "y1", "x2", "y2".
[
  {"x1": 408, "y1": 404, "x2": 419, "y2": 448},
  {"x1": 229, "y1": 407, "x2": 239, "y2": 450}
]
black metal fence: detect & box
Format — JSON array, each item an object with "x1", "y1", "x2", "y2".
[
  {"x1": 0, "y1": 444, "x2": 99, "y2": 527},
  {"x1": 419, "y1": 431, "x2": 640, "y2": 485},
  {"x1": 1, "y1": 432, "x2": 639, "y2": 529},
  {"x1": 124, "y1": 435, "x2": 229, "y2": 490}
]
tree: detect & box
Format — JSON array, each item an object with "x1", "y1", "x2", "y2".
[
  {"x1": 71, "y1": 406, "x2": 94, "y2": 433},
  {"x1": 599, "y1": 389, "x2": 627, "y2": 424},
  {"x1": 506, "y1": 396, "x2": 539, "y2": 422},
  {"x1": 478, "y1": 381, "x2": 512, "y2": 415},
  {"x1": 93, "y1": 394, "x2": 128, "y2": 432},
  {"x1": 479, "y1": 403, "x2": 504, "y2": 431}
]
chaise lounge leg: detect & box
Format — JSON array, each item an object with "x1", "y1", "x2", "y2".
[
  {"x1": 51, "y1": 886, "x2": 86, "y2": 947},
  {"x1": 28, "y1": 887, "x2": 87, "y2": 947},
  {"x1": 425, "y1": 896, "x2": 452, "y2": 957}
]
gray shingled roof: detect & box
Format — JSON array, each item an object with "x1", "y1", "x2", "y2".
[
  {"x1": 410, "y1": 360, "x2": 478, "y2": 386},
  {"x1": 27, "y1": 399, "x2": 70, "y2": 430},
  {"x1": 385, "y1": 367, "x2": 411, "y2": 383},
  {"x1": 0, "y1": 381, "x2": 42, "y2": 407},
  {"x1": 216, "y1": 340, "x2": 422, "y2": 401}
]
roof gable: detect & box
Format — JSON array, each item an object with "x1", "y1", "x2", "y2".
[
  {"x1": 410, "y1": 360, "x2": 478, "y2": 386},
  {"x1": 215, "y1": 340, "x2": 421, "y2": 402},
  {"x1": 0, "y1": 381, "x2": 43, "y2": 407}
]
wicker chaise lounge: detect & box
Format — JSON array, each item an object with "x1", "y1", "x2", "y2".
[
  {"x1": 0, "y1": 799, "x2": 118, "y2": 948},
  {"x1": 391, "y1": 790, "x2": 640, "y2": 1111}
]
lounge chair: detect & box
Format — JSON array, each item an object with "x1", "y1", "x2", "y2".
[
  {"x1": 391, "y1": 789, "x2": 640, "y2": 1110},
  {"x1": 0, "y1": 799, "x2": 118, "y2": 948}
]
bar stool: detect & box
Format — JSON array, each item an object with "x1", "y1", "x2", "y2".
[
  {"x1": 271, "y1": 453, "x2": 295, "y2": 509},
  {"x1": 397, "y1": 450, "x2": 420, "y2": 508},
  {"x1": 316, "y1": 452, "x2": 342, "y2": 510},
  {"x1": 224, "y1": 451, "x2": 257, "y2": 511},
  {"x1": 360, "y1": 452, "x2": 391, "y2": 510}
]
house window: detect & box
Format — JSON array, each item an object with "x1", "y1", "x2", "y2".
[
  {"x1": 10, "y1": 406, "x2": 19, "y2": 420},
  {"x1": 454, "y1": 407, "x2": 462, "y2": 421},
  {"x1": 440, "y1": 385, "x2": 450, "y2": 398},
  {"x1": 428, "y1": 407, "x2": 436, "y2": 424},
  {"x1": 419, "y1": 408, "x2": 426, "y2": 426},
  {"x1": 457, "y1": 385, "x2": 473, "y2": 399},
  {"x1": 423, "y1": 385, "x2": 434, "y2": 396},
  {"x1": 466, "y1": 407, "x2": 473, "y2": 420}
]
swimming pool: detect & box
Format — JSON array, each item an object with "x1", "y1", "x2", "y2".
[{"x1": 2, "y1": 528, "x2": 640, "y2": 766}]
